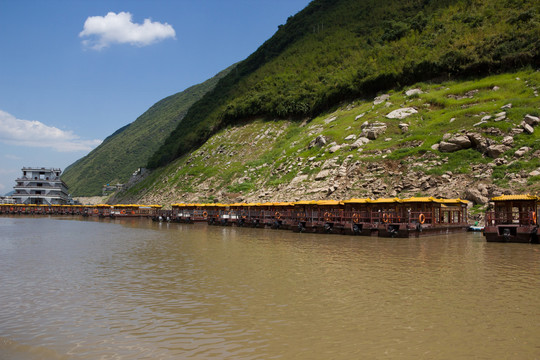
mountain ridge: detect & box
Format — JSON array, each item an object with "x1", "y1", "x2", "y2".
[{"x1": 62, "y1": 66, "x2": 233, "y2": 196}]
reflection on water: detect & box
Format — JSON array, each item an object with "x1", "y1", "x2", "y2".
[{"x1": 0, "y1": 216, "x2": 539, "y2": 359}]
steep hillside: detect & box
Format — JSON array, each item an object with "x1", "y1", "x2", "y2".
[
  {"x1": 62, "y1": 67, "x2": 232, "y2": 196},
  {"x1": 113, "y1": 70, "x2": 540, "y2": 216},
  {"x1": 148, "y1": 0, "x2": 539, "y2": 169}
]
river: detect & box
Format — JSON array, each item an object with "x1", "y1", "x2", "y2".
[{"x1": 0, "y1": 216, "x2": 539, "y2": 359}]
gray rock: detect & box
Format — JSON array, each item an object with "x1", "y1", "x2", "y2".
[
  {"x1": 492, "y1": 86, "x2": 500, "y2": 91},
  {"x1": 502, "y1": 136, "x2": 514, "y2": 147},
  {"x1": 323, "y1": 116, "x2": 337, "y2": 124},
  {"x1": 524, "y1": 114, "x2": 540, "y2": 126},
  {"x1": 315, "y1": 169, "x2": 331, "y2": 181},
  {"x1": 467, "y1": 132, "x2": 489, "y2": 153},
  {"x1": 309, "y1": 135, "x2": 328, "y2": 149},
  {"x1": 360, "y1": 121, "x2": 387, "y2": 140},
  {"x1": 328, "y1": 144, "x2": 342, "y2": 153},
  {"x1": 398, "y1": 123, "x2": 409, "y2": 133},
  {"x1": 529, "y1": 170, "x2": 540, "y2": 177},
  {"x1": 473, "y1": 120, "x2": 488, "y2": 127},
  {"x1": 405, "y1": 88, "x2": 423, "y2": 96},
  {"x1": 501, "y1": 103, "x2": 512, "y2": 109},
  {"x1": 354, "y1": 113, "x2": 365, "y2": 121},
  {"x1": 439, "y1": 141, "x2": 462, "y2": 152},
  {"x1": 449, "y1": 135, "x2": 472, "y2": 149},
  {"x1": 374, "y1": 94, "x2": 390, "y2": 105},
  {"x1": 481, "y1": 115, "x2": 492, "y2": 122},
  {"x1": 386, "y1": 107, "x2": 418, "y2": 119},
  {"x1": 514, "y1": 146, "x2": 531, "y2": 158},
  {"x1": 522, "y1": 122, "x2": 535, "y2": 134},
  {"x1": 464, "y1": 188, "x2": 488, "y2": 205},
  {"x1": 487, "y1": 144, "x2": 510, "y2": 158},
  {"x1": 350, "y1": 137, "x2": 370, "y2": 149},
  {"x1": 431, "y1": 143, "x2": 440, "y2": 151},
  {"x1": 344, "y1": 134, "x2": 356, "y2": 141}
]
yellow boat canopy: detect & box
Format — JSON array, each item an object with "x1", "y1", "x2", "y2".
[
  {"x1": 342, "y1": 198, "x2": 371, "y2": 204},
  {"x1": 491, "y1": 194, "x2": 538, "y2": 201}
]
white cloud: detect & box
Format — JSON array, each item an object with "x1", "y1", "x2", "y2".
[
  {"x1": 79, "y1": 12, "x2": 176, "y2": 50},
  {"x1": 0, "y1": 110, "x2": 102, "y2": 152}
]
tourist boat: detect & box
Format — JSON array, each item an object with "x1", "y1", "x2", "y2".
[
  {"x1": 111, "y1": 204, "x2": 162, "y2": 218},
  {"x1": 484, "y1": 195, "x2": 539, "y2": 243}
]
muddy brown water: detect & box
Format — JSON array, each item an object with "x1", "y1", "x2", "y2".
[{"x1": 0, "y1": 216, "x2": 539, "y2": 359}]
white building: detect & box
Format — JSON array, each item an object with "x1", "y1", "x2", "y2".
[{"x1": 13, "y1": 167, "x2": 69, "y2": 205}]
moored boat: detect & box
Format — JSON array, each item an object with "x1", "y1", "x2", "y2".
[{"x1": 484, "y1": 195, "x2": 539, "y2": 243}]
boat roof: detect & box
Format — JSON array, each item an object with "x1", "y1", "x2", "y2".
[
  {"x1": 491, "y1": 194, "x2": 538, "y2": 201},
  {"x1": 314, "y1": 200, "x2": 342, "y2": 206},
  {"x1": 342, "y1": 198, "x2": 371, "y2": 204},
  {"x1": 368, "y1": 197, "x2": 401, "y2": 203}
]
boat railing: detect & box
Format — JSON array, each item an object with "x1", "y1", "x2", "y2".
[{"x1": 485, "y1": 211, "x2": 537, "y2": 226}]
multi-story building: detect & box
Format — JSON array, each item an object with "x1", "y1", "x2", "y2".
[{"x1": 13, "y1": 167, "x2": 69, "y2": 205}]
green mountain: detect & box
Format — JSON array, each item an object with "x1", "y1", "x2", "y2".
[
  {"x1": 62, "y1": 67, "x2": 232, "y2": 196},
  {"x1": 148, "y1": 0, "x2": 539, "y2": 169},
  {"x1": 116, "y1": 69, "x2": 539, "y2": 210}
]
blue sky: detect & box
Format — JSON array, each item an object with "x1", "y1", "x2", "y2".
[{"x1": 0, "y1": 0, "x2": 311, "y2": 195}]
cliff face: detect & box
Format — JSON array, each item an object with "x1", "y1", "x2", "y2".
[{"x1": 112, "y1": 70, "x2": 540, "y2": 220}]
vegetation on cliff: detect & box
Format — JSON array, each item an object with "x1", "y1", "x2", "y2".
[
  {"x1": 148, "y1": 0, "x2": 539, "y2": 169},
  {"x1": 62, "y1": 67, "x2": 232, "y2": 196},
  {"x1": 114, "y1": 70, "x2": 540, "y2": 209}
]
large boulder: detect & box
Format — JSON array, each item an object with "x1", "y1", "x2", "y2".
[
  {"x1": 386, "y1": 107, "x2": 418, "y2": 119},
  {"x1": 466, "y1": 132, "x2": 489, "y2": 153},
  {"x1": 438, "y1": 134, "x2": 472, "y2": 152},
  {"x1": 486, "y1": 144, "x2": 510, "y2": 158},
  {"x1": 463, "y1": 188, "x2": 489, "y2": 205},
  {"x1": 449, "y1": 135, "x2": 472, "y2": 149},
  {"x1": 439, "y1": 141, "x2": 462, "y2": 152}
]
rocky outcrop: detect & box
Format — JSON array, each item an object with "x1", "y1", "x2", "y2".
[
  {"x1": 486, "y1": 144, "x2": 510, "y2": 158},
  {"x1": 360, "y1": 121, "x2": 387, "y2": 140},
  {"x1": 438, "y1": 134, "x2": 472, "y2": 152}
]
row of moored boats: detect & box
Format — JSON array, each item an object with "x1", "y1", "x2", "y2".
[{"x1": 1, "y1": 195, "x2": 538, "y2": 243}]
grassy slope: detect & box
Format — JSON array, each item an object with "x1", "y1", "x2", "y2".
[
  {"x1": 118, "y1": 69, "x2": 539, "y2": 206},
  {"x1": 148, "y1": 0, "x2": 539, "y2": 169},
  {"x1": 62, "y1": 67, "x2": 232, "y2": 196}
]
